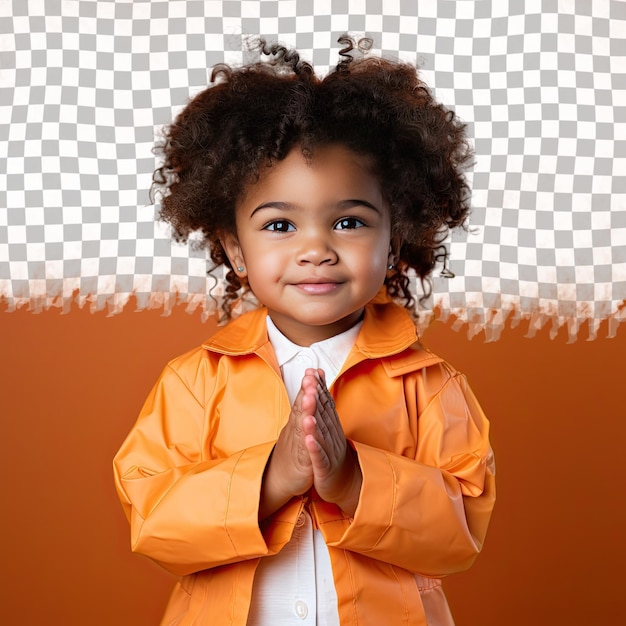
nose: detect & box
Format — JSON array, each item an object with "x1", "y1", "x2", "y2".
[{"x1": 296, "y1": 230, "x2": 338, "y2": 266}]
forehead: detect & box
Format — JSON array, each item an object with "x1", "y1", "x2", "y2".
[{"x1": 236, "y1": 144, "x2": 385, "y2": 212}]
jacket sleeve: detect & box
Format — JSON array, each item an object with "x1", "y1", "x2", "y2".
[
  {"x1": 113, "y1": 356, "x2": 295, "y2": 577},
  {"x1": 315, "y1": 367, "x2": 495, "y2": 577}
]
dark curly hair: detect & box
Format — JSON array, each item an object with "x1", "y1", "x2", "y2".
[{"x1": 152, "y1": 35, "x2": 473, "y2": 317}]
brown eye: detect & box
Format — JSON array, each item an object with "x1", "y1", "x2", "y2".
[
  {"x1": 263, "y1": 220, "x2": 295, "y2": 232},
  {"x1": 335, "y1": 217, "x2": 365, "y2": 230}
]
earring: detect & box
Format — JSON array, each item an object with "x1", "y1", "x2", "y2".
[
  {"x1": 388, "y1": 263, "x2": 394, "y2": 270},
  {"x1": 237, "y1": 266, "x2": 245, "y2": 272}
]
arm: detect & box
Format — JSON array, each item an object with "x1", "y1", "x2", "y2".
[
  {"x1": 315, "y1": 368, "x2": 496, "y2": 577},
  {"x1": 113, "y1": 356, "x2": 298, "y2": 577}
]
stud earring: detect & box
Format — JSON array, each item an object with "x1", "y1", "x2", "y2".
[
  {"x1": 237, "y1": 266, "x2": 245, "y2": 272},
  {"x1": 388, "y1": 263, "x2": 394, "y2": 270}
]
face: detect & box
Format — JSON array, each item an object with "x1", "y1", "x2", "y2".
[{"x1": 221, "y1": 144, "x2": 392, "y2": 346}]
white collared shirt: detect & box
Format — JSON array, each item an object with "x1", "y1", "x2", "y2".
[{"x1": 246, "y1": 316, "x2": 362, "y2": 626}]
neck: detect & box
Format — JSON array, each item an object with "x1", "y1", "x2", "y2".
[{"x1": 267, "y1": 309, "x2": 365, "y2": 346}]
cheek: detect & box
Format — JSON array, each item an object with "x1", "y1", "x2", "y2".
[
  {"x1": 349, "y1": 242, "x2": 389, "y2": 285},
  {"x1": 372, "y1": 239, "x2": 393, "y2": 281},
  {"x1": 369, "y1": 239, "x2": 392, "y2": 270},
  {"x1": 241, "y1": 246, "x2": 282, "y2": 291}
]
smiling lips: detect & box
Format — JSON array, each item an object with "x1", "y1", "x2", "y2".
[{"x1": 292, "y1": 278, "x2": 343, "y2": 294}]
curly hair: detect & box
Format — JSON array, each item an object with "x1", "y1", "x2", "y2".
[{"x1": 152, "y1": 35, "x2": 473, "y2": 317}]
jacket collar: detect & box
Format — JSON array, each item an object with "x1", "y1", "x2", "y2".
[
  {"x1": 202, "y1": 293, "x2": 441, "y2": 371},
  {"x1": 203, "y1": 306, "x2": 272, "y2": 356}
]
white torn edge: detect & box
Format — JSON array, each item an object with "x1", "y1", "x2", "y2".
[{"x1": 2, "y1": 278, "x2": 625, "y2": 342}]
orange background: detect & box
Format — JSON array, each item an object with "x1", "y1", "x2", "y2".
[{"x1": 1, "y1": 302, "x2": 623, "y2": 625}]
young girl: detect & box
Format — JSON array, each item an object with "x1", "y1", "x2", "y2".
[{"x1": 114, "y1": 37, "x2": 495, "y2": 626}]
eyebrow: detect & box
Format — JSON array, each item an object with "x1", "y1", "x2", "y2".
[{"x1": 250, "y1": 199, "x2": 382, "y2": 218}]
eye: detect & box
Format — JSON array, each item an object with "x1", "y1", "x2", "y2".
[
  {"x1": 263, "y1": 220, "x2": 295, "y2": 232},
  {"x1": 335, "y1": 217, "x2": 366, "y2": 230}
]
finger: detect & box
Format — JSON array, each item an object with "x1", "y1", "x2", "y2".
[
  {"x1": 308, "y1": 368, "x2": 330, "y2": 397},
  {"x1": 312, "y1": 409, "x2": 330, "y2": 440},
  {"x1": 315, "y1": 368, "x2": 327, "y2": 387},
  {"x1": 304, "y1": 367, "x2": 323, "y2": 379},
  {"x1": 315, "y1": 372, "x2": 334, "y2": 408},
  {"x1": 277, "y1": 419, "x2": 310, "y2": 468},
  {"x1": 317, "y1": 384, "x2": 335, "y2": 409},
  {"x1": 314, "y1": 370, "x2": 329, "y2": 393},
  {"x1": 303, "y1": 369, "x2": 343, "y2": 451},
  {"x1": 314, "y1": 374, "x2": 332, "y2": 408},
  {"x1": 300, "y1": 370, "x2": 331, "y2": 437},
  {"x1": 314, "y1": 393, "x2": 332, "y2": 423},
  {"x1": 304, "y1": 433, "x2": 331, "y2": 473},
  {"x1": 289, "y1": 383, "x2": 307, "y2": 420},
  {"x1": 298, "y1": 383, "x2": 318, "y2": 424},
  {"x1": 317, "y1": 411, "x2": 343, "y2": 455},
  {"x1": 315, "y1": 387, "x2": 344, "y2": 447},
  {"x1": 303, "y1": 414, "x2": 330, "y2": 450},
  {"x1": 303, "y1": 368, "x2": 322, "y2": 386}
]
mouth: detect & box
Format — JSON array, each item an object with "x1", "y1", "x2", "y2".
[{"x1": 291, "y1": 279, "x2": 343, "y2": 294}]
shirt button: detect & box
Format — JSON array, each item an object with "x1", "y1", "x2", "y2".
[{"x1": 294, "y1": 600, "x2": 308, "y2": 619}]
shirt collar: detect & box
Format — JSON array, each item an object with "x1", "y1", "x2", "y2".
[{"x1": 265, "y1": 315, "x2": 363, "y2": 372}]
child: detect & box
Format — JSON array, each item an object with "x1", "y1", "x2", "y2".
[{"x1": 114, "y1": 36, "x2": 495, "y2": 626}]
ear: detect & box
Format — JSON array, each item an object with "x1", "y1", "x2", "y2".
[
  {"x1": 388, "y1": 234, "x2": 402, "y2": 266},
  {"x1": 219, "y1": 231, "x2": 247, "y2": 278}
]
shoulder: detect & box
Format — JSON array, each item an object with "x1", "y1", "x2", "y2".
[
  {"x1": 381, "y1": 341, "x2": 446, "y2": 376},
  {"x1": 357, "y1": 299, "x2": 460, "y2": 382},
  {"x1": 167, "y1": 343, "x2": 215, "y2": 375},
  {"x1": 380, "y1": 341, "x2": 461, "y2": 393},
  {"x1": 151, "y1": 345, "x2": 219, "y2": 407},
  {"x1": 166, "y1": 306, "x2": 270, "y2": 373},
  {"x1": 379, "y1": 344, "x2": 483, "y2": 419},
  {"x1": 161, "y1": 307, "x2": 272, "y2": 399}
]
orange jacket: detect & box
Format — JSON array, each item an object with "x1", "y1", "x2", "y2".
[{"x1": 114, "y1": 299, "x2": 495, "y2": 626}]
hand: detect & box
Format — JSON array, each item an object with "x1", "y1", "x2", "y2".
[
  {"x1": 258, "y1": 374, "x2": 318, "y2": 519},
  {"x1": 302, "y1": 369, "x2": 362, "y2": 516}
]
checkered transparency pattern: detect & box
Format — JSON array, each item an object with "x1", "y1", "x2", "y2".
[{"x1": 1, "y1": 0, "x2": 625, "y2": 340}]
